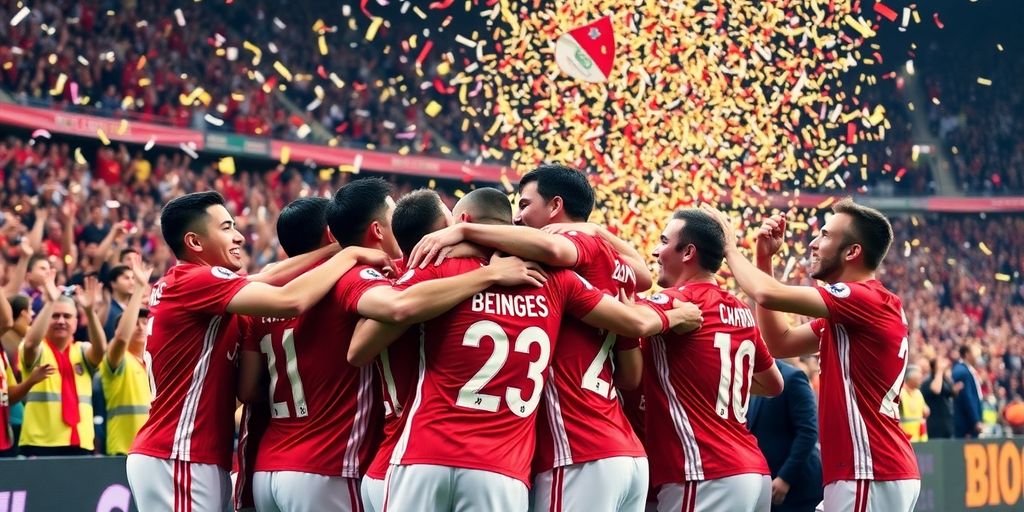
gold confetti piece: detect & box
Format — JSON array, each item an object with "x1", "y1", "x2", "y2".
[
  {"x1": 976, "y1": 77, "x2": 992, "y2": 86},
  {"x1": 425, "y1": 100, "x2": 442, "y2": 117},
  {"x1": 117, "y1": 119, "x2": 129, "y2": 135},
  {"x1": 273, "y1": 61, "x2": 293, "y2": 81},
  {"x1": 97, "y1": 129, "x2": 110, "y2": 146},
  {"x1": 318, "y1": 35, "x2": 328, "y2": 56},
  {"x1": 74, "y1": 148, "x2": 87, "y2": 165},
  {"x1": 996, "y1": 273, "x2": 1012, "y2": 282},
  {"x1": 979, "y1": 242, "x2": 993, "y2": 256},
  {"x1": 280, "y1": 146, "x2": 291, "y2": 165},
  {"x1": 218, "y1": 157, "x2": 236, "y2": 175},
  {"x1": 997, "y1": 43, "x2": 1004, "y2": 52},
  {"x1": 365, "y1": 17, "x2": 384, "y2": 41},
  {"x1": 454, "y1": 189, "x2": 466, "y2": 198},
  {"x1": 49, "y1": 73, "x2": 68, "y2": 96}
]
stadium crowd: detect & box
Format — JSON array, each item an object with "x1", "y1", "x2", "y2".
[{"x1": 0, "y1": 130, "x2": 1022, "y2": 460}]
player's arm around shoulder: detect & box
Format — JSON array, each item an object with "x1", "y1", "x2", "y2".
[{"x1": 348, "y1": 318, "x2": 409, "y2": 367}]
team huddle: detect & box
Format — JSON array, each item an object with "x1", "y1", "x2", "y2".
[{"x1": 123, "y1": 165, "x2": 921, "y2": 512}]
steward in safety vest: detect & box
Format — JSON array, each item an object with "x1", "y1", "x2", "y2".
[
  {"x1": 100, "y1": 256, "x2": 154, "y2": 455},
  {"x1": 18, "y1": 277, "x2": 107, "y2": 456}
]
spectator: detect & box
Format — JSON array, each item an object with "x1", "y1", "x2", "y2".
[
  {"x1": 899, "y1": 365, "x2": 929, "y2": 442},
  {"x1": 952, "y1": 344, "x2": 985, "y2": 439},
  {"x1": 747, "y1": 360, "x2": 823, "y2": 512},
  {"x1": 0, "y1": 286, "x2": 53, "y2": 458},
  {"x1": 99, "y1": 256, "x2": 153, "y2": 456},
  {"x1": 17, "y1": 276, "x2": 106, "y2": 456},
  {"x1": 102, "y1": 264, "x2": 135, "y2": 340},
  {"x1": 922, "y1": 356, "x2": 957, "y2": 440},
  {"x1": 20, "y1": 254, "x2": 50, "y2": 314}
]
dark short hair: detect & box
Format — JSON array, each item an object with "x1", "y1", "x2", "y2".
[
  {"x1": 959, "y1": 345, "x2": 970, "y2": 359},
  {"x1": 27, "y1": 254, "x2": 49, "y2": 272},
  {"x1": 672, "y1": 209, "x2": 726, "y2": 273},
  {"x1": 160, "y1": 191, "x2": 227, "y2": 258},
  {"x1": 277, "y1": 197, "x2": 329, "y2": 257},
  {"x1": 458, "y1": 188, "x2": 513, "y2": 225},
  {"x1": 106, "y1": 265, "x2": 131, "y2": 290},
  {"x1": 9, "y1": 295, "x2": 30, "y2": 318},
  {"x1": 831, "y1": 198, "x2": 893, "y2": 270},
  {"x1": 326, "y1": 178, "x2": 393, "y2": 247},
  {"x1": 119, "y1": 248, "x2": 139, "y2": 262},
  {"x1": 519, "y1": 164, "x2": 595, "y2": 221},
  {"x1": 393, "y1": 190, "x2": 446, "y2": 257}
]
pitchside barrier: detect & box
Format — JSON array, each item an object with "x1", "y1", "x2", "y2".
[{"x1": 1, "y1": 439, "x2": 1023, "y2": 511}]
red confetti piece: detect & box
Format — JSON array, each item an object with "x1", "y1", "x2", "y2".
[
  {"x1": 933, "y1": 13, "x2": 944, "y2": 29},
  {"x1": 846, "y1": 122, "x2": 857, "y2": 144},
  {"x1": 416, "y1": 40, "x2": 434, "y2": 68},
  {"x1": 429, "y1": 0, "x2": 455, "y2": 9},
  {"x1": 360, "y1": 0, "x2": 372, "y2": 18},
  {"x1": 873, "y1": 2, "x2": 898, "y2": 22}
]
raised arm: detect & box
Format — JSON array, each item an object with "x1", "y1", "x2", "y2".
[
  {"x1": 23, "y1": 278, "x2": 60, "y2": 369},
  {"x1": 27, "y1": 208, "x2": 47, "y2": 254},
  {"x1": 407, "y1": 223, "x2": 579, "y2": 269},
  {"x1": 227, "y1": 246, "x2": 387, "y2": 317},
  {"x1": 7, "y1": 362, "x2": 55, "y2": 403},
  {"x1": 76, "y1": 276, "x2": 108, "y2": 368},
  {"x1": 2, "y1": 239, "x2": 34, "y2": 297},
  {"x1": 701, "y1": 205, "x2": 829, "y2": 319},
  {"x1": 0, "y1": 286, "x2": 12, "y2": 334},
  {"x1": 106, "y1": 256, "x2": 153, "y2": 370},
  {"x1": 356, "y1": 254, "x2": 546, "y2": 325},
  {"x1": 246, "y1": 243, "x2": 342, "y2": 285}
]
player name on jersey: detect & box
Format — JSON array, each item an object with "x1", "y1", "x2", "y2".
[
  {"x1": 719, "y1": 304, "x2": 755, "y2": 328},
  {"x1": 471, "y1": 292, "x2": 550, "y2": 318}
]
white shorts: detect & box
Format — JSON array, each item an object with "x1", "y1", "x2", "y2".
[
  {"x1": 253, "y1": 471, "x2": 362, "y2": 512},
  {"x1": 657, "y1": 474, "x2": 770, "y2": 512},
  {"x1": 384, "y1": 464, "x2": 528, "y2": 512},
  {"x1": 126, "y1": 454, "x2": 231, "y2": 512},
  {"x1": 361, "y1": 476, "x2": 385, "y2": 512},
  {"x1": 534, "y1": 456, "x2": 649, "y2": 512},
  {"x1": 816, "y1": 479, "x2": 920, "y2": 512}
]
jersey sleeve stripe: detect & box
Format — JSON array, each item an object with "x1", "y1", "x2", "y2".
[
  {"x1": 343, "y1": 365, "x2": 375, "y2": 478},
  {"x1": 171, "y1": 315, "x2": 222, "y2": 461},
  {"x1": 837, "y1": 325, "x2": 874, "y2": 480},
  {"x1": 652, "y1": 337, "x2": 705, "y2": 481},
  {"x1": 390, "y1": 325, "x2": 429, "y2": 465},
  {"x1": 541, "y1": 370, "x2": 573, "y2": 467}
]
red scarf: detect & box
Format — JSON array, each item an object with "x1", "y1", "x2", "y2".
[{"x1": 46, "y1": 340, "x2": 81, "y2": 446}]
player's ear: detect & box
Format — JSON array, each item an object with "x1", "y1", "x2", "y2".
[
  {"x1": 549, "y1": 196, "x2": 564, "y2": 218},
  {"x1": 323, "y1": 226, "x2": 336, "y2": 245},
  {"x1": 183, "y1": 232, "x2": 203, "y2": 254},
  {"x1": 369, "y1": 220, "x2": 384, "y2": 242},
  {"x1": 844, "y1": 243, "x2": 862, "y2": 263},
  {"x1": 459, "y1": 211, "x2": 472, "y2": 223},
  {"x1": 681, "y1": 243, "x2": 697, "y2": 263}
]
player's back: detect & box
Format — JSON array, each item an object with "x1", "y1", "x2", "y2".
[
  {"x1": 642, "y1": 282, "x2": 772, "y2": 487},
  {"x1": 391, "y1": 257, "x2": 602, "y2": 486},
  {"x1": 535, "y1": 231, "x2": 644, "y2": 470},
  {"x1": 253, "y1": 264, "x2": 387, "y2": 478},
  {"x1": 132, "y1": 263, "x2": 249, "y2": 468},
  {"x1": 812, "y1": 280, "x2": 919, "y2": 484}
]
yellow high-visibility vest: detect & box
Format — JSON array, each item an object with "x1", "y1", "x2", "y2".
[
  {"x1": 18, "y1": 340, "x2": 96, "y2": 450},
  {"x1": 100, "y1": 353, "x2": 152, "y2": 455}
]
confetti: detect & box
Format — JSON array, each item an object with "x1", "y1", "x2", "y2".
[
  {"x1": 144, "y1": 137, "x2": 156, "y2": 151},
  {"x1": 10, "y1": 6, "x2": 30, "y2": 27},
  {"x1": 179, "y1": 143, "x2": 199, "y2": 159},
  {"x1": 995, "y1": 273, "x2": 1012, "y2": 282},
  {"x1": 424, "y1": 100, "x2": 442, "y2": 117},
  {"x1": 932, "y1": 13, "x2": 944, "y2": 29},
  {"x1": 976, "y1": 77, "x2": 992, "y2": 86},
  {"x1": 280, "y1": 146, "x2": 291, "y2": 165},
  {"x1": 273, "y1": 61, "x2": 293, "y2": 81},
  {"x1": 96, "y1": 129, "x2": 110, "y2": 146},
  {"x1": 174, "y1": 8, "x2": 186, "y2": 27},
  {"x1": 218, "y1": 157, "x2": 236, "y2": 175},
  {"x1": 873, "y1": 2, "x2": 898, "y2": 22},
  {"x1": 365, "y1": 17, "x2": 385, "y2": 41},
  {"x1": 31, "y1": 129, "x2": 51, "y2": 139},
  {"x1": 74, "y1": 148, "x2": 87, "y2": 165},
  {"x1": 978, "y1": 242, "x2": 993, "y2": 256},
  {"x1": 117, "y1": 119, "x2": 129, "y2": 135},
  {"x1": 318, "y1": 35, "x2": 329, "y2": 56}
]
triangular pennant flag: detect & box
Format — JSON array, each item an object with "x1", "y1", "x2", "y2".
[{"x1": 555, "y1": 16, "x2": 615, "y2": 83}]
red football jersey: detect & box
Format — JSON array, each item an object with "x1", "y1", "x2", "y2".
[
  {"x1": 389, "y1": 258, "x2": 605, "y2": 485},
  {"x1": 811, "y1": 280, "x2": 920, "y2": 484},
  {"x1": 253, "y1": 265, "x2": 388, "y2": 477},
  {"x1": 131, "y1": 263, "x2": 249, "y2": 469},
  {"x1": 364, "y1": 328, "x2": 419, "y2": 480},
  {"x1": 641, "y1": 283, "x2": 773, "y2": 487},
  {"x1": 534, "y1": 231, "x2": 645, "y2": 472}
]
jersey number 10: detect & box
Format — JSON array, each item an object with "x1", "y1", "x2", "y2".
[{"x1": 713, "y1": 333, "x2": 756, "y2": 423}]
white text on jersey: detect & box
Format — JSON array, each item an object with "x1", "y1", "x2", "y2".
[
  {"x1": 471, "y1": 293, "x2": 550, "y2": 318},
  {"x1": 719, "y1": 304, "x2": 755, "y2": 328}
]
